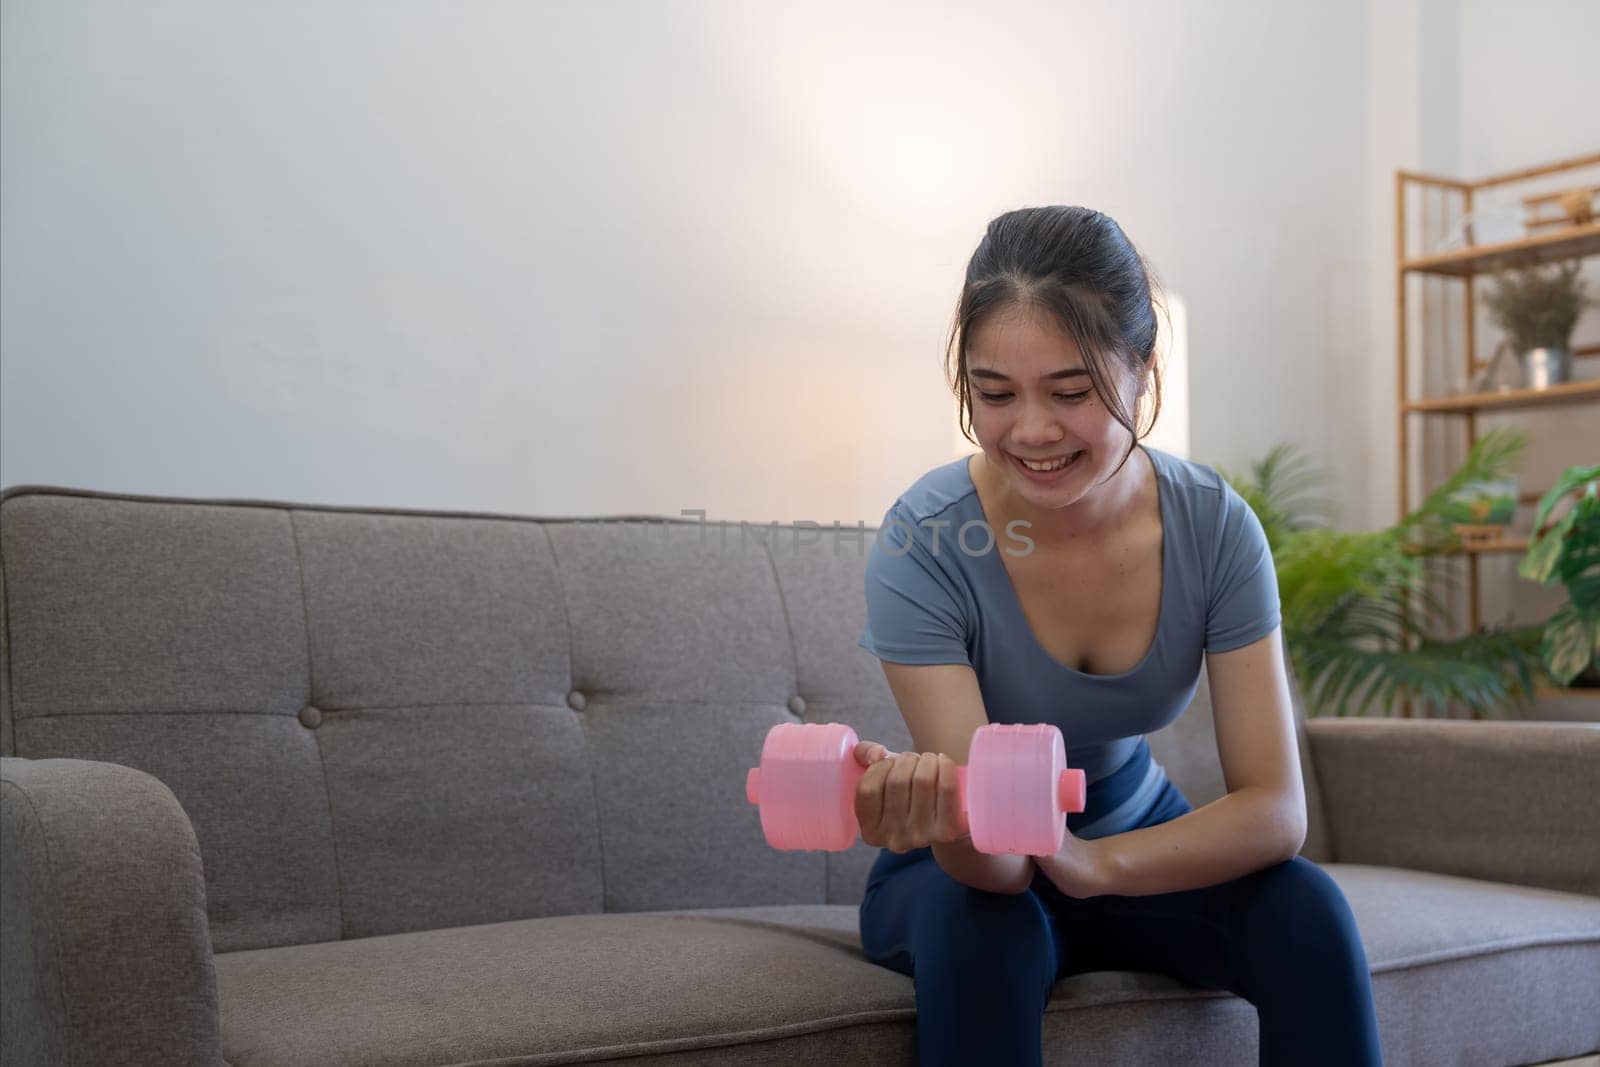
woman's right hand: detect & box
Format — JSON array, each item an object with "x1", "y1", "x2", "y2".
[{"x1": 852, "y1": 741, "x2": 970, "y2": 853}]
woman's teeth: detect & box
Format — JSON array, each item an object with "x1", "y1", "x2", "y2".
[{"x1": 1018, "y1": 451, "x2": 1082, "y2": 473}]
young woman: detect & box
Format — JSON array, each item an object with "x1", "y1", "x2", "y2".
[{"x1": 853, "y1": 206, "x2": 1383, "y2": 1067}]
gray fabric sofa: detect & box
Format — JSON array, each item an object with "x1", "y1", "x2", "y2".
[{"x1": 2, "y1": 483, "x2": 1597, "y2": 1067}]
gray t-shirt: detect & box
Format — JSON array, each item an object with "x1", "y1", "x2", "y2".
[{"x1": 857, "y1": 445, "x2": 1281, "y2": 839}]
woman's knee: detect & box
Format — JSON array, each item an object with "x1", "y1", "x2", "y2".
[
  {"x1": 1236, "y1": 857, "x2": 1365, "y2": 956},
  {"x1": 911, "y1": 874, "x2": 1056, "y2": 979},
  {"x1": 862, "y1": 854, "x2": 1058, "y2": 980}
]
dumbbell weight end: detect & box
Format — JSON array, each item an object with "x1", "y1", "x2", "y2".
[{"x1": 943, "y1": 766, "x2": 1087, "y2": 812}]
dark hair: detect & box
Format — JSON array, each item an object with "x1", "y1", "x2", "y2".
[{"x1": 948, "y1": 206, "x2": 1167, "y2": 476}]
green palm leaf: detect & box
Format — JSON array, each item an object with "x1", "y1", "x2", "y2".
[
  {"x1": 1224, "y1": 430, "x2": 1542, "y2": 717},
  {"x1": 1295, "y1": 626, "x2": 1542, "y2": 718},
  {"x1": 1220, "y1": 444, "x2": 1335, "y2": 553}
]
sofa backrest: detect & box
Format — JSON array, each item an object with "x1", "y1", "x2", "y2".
[{"x1": 0, "y1": 485, "x2": 1326, "y2": 953}]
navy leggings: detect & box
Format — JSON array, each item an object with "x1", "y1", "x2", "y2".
[{"x1": 857, "y1": 779, "x2": 1383, "y2": 1066}]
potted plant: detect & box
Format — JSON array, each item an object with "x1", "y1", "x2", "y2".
[
  {"x1": 1441, "y1": 475, "x2": 1518, "y2": 545},
  {"x1": 1518, "y1": 464, "x2": 1600, "y2": 688},
  {"x1": 1479, "y1": 260, "x2": 1592, "y2": 388},
  {"x1": 1221, "y1": 429, "x2": 1544, "y2": 718}
]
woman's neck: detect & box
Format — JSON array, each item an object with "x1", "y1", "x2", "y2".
[{"x1": 972, "y1": 445, "x2": 1151, "y2": 550}]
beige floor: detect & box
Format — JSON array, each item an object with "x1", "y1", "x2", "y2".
[{"x1": 1529, "y1": 1056, "x2": 1599, "y2": 1066}]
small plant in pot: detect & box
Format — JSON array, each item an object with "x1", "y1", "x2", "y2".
[
  {"x1": 1480, "y1": 260, "x2": 1592, "y2": 389},
  {"x1": 1518, "y1": 464, "x2": 1600, "y2": 688}
]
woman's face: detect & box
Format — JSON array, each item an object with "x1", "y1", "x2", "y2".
[{"x1": 964, "y1": 306, "x2": 1143, "y2": 514}]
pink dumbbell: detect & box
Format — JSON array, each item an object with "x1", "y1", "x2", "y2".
[{"x1": 745, "y1": 721, "x2": 1087, "y2": 856}]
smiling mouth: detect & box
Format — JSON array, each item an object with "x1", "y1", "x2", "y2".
[{"x1": 1011, "y1": 450, "x2": 1084, "y2": 476}]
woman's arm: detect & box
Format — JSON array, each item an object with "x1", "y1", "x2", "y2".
[
  {"x1": 1048, "y1": 628, "x2": 1308, "y2": 898},
  {"x1": 876, "y1": 660, "x2": 1037, "y2": 895}
]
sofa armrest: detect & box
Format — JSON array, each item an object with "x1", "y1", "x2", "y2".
[
  {"x1": 1306, "y1": 719, "x2": 1600, "y2": 897},
  {"x1": 1, "y1": 757, "x2": 222, "y2": 1066}
]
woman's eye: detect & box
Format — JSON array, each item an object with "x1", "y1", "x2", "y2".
[{"x1": 976, "y1": 390, "x2": 1091, "y2": 403}]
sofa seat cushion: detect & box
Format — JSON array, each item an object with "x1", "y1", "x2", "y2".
[
  {"x1": 213, "y1": 866, "x2": 1600, "y2": 1067},
  {"x1": 215, "y1": 906, "x2": 913, "y2": 1067},
  {"x1": 1321, "y1": 865, "x2": 1600, "y2": 1066}
]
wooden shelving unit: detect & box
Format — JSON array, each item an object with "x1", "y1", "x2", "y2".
[
  {"x1": 1401, "y1": 378, "x2": 1600, "y2": 415},
  {"x1": 1396, "y1": 151, "x2": 1600, "y2": 707},
  {"x1": 1401, "y1": 220, "x2": 1600, "y2": 276}
]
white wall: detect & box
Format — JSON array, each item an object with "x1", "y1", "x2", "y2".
[
  {"x1": 1, "y1": 0, "x2": 1371, "y2": 528},
  {"x1": 1457, "y1": 0, "x2": 1599, "y2": 179}
]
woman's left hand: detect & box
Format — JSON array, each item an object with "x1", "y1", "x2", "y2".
[{"x1": 1032, "y1": 832, "x2": 1114, "y2": 899}]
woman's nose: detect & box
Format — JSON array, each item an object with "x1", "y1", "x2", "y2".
[{"x1": 1012, "y1": 402, "x2": 1065, "y2": 442}]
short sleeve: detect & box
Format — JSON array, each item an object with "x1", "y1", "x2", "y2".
[
  {"x1": 1205, "y1": 481, "x2": 1282, "y2": 652},
  {"x1": 858, "y1": 509, "x2": 972, "y2": 666}
]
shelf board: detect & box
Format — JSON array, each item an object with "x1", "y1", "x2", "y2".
[
  {"x1": 1401, "y1": 221, "x2": 1600, "y2": 277},
  {"x1": 1535, "y1": 686, "x2": 1600, "y2": 700},
  {"x1": 1406, "y1": 536, "x2": 1530, "y2": 557},
  {"x1": 1455, "y1": 537, "x2": 1529, "y2": 555},
  {"x1": 1402, "y1": 378, "x2": 1600, "y2": 414}
]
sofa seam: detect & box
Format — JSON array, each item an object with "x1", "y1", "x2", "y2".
[
  {"x1": 542, "y1": 524, "x2": 607, "y2": 914},
  {"x1": 541, "y1": 524, "x2": 578, "y2": 701},
  {"x1": 0, "y1": 485, "x2": 888, "y2": 536},
  {"x1": 6, "y1": 694, "x2": 832, "y2": 718},
  {"x1": 1, "y1": 517, "x2": 12, "y2": 758},
  {"x1": 759, "y1": 537, "x2": 819, "y2": 897},
  {"x1": 289, "y1": 509, "x2": 347, "y2": 942},
  {"x1": 422, "y1": 1009, "x2": 916, "y2": 1066},
  {"x1": 757, "y1": 543, "x2": 803, "y2": 701},
  {"x1": 1370, "y1": 930, "x2": 1600, "y2": 974},
  {"x1": 1305, "y1": 736, "x2": 1339, "y2": 863},
  {"x1": 0, "y1": 778, "x2": 75, "y2": 1061}
]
